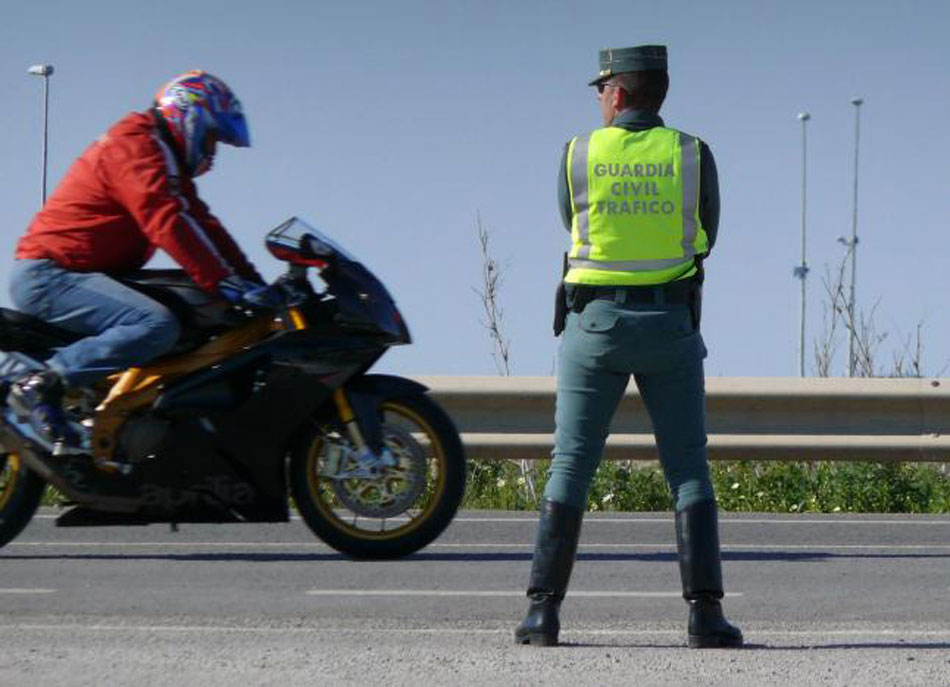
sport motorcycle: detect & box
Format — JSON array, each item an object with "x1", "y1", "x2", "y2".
[{"x1": 0, "y1": 217, "x2": 466, "y2": 559}]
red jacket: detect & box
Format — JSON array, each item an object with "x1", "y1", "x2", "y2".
[{"x1": 16, "y1": 111, "x2": 261, "y2": 292}]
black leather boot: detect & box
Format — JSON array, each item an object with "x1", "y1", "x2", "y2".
[
  {"x1": 675, "y1": 499, "x2": 743, "y2": 649},
  {"x1": 514, "y1": 499, "x2": 583, "y2": 647}
]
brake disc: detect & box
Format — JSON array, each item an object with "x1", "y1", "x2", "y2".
[{"x1": 328, "y1": 424, "x2": 428, "y2": 519}]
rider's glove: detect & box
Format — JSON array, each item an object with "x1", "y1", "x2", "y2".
[{"x1": 218, "y1": 276, "x2": 284, "y2": 309}]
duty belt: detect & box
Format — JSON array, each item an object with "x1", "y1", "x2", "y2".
[{"x1": 566, "y1": 280, "x2": 696, "y2": 311}]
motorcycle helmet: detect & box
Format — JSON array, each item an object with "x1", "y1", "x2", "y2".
[{"x1": 153, "y1": 70, "x2": 249, "y2": 177}]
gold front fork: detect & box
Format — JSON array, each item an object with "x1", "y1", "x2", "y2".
[{"x1": 333, "y1": 389, "x2": 367, "y2": 452}]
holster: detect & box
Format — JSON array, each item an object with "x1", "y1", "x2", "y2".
[
  {"x1": 553, "y1": 282, "x2": 567, "y2": 336},
  {"x1": 552, "y1": 252, "x2": 569, "y2": 337},
  {"x1": 688, "y1": 257, "x2": 705, "y2": 331}
]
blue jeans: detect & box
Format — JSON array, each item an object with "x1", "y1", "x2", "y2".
[
  {"x1": 9, "y1": 259, "x2": 181, "y2": 386},
  {"x1": 544, "y1": 295, "x2": 715, "y2": 512}
]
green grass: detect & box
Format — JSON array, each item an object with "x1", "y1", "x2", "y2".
[
  {"x1": 463, "y1": 459, "x2": 950, "y2": 513},
  {"x1": 41, "y1": 485, "x2": 64, "y2": 506}
]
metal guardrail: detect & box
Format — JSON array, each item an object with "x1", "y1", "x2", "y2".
[{"x1": 414, "y1": 376, "x2": 950, "y2": 462}]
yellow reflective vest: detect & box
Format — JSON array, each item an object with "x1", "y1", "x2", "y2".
[{"x1": 565, "y1": 126, "x2": 707, "y2": 285}]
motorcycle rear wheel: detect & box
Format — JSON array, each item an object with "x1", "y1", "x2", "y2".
[
  {"x1": 290, "y1": 393, "x2": 466, "y2": 559},
  {"x1": 0, "y1": 452, "x2": 46, "y2": 547}
]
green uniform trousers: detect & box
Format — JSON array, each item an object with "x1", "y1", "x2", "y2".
[{"x1": 543, "y1": 291, "x2": 715, "y2": 512}]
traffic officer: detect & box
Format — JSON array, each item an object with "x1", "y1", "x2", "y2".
[{"x1": 515, "y1": 45, "x2": 743, "y2": 649}]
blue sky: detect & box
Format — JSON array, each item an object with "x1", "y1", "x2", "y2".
[{"x1": 3, "y1": 0, "x2": 948, "y2": 378}]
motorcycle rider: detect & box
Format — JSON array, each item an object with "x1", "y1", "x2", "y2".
[{"x1": 8, "y1": 70, "x2": 276, "y2": 453}]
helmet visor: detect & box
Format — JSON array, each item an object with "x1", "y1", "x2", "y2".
[{"x1": 218, "y1": 111, "x2": 250, "y2": 147}]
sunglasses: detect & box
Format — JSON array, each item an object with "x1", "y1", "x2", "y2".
[{"x1": 596, "y1": 82, "x2": 620, "y2": 95}]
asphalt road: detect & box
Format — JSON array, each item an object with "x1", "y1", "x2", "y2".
[{"x1": 1, "y1": 509, "x2": 949, "y2": 686}]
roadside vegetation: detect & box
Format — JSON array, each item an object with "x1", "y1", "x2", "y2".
[{"x1": 463, "y1": 459, "x2": 950, "y2": 514}]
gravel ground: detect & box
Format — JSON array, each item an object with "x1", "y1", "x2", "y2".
[{"x1": 3, "y1": 617, "x2": 949, "y2": 687}]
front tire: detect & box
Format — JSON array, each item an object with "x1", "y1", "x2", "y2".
[
  {"x1": 0, "y1": 452, "x2": 46, "y2": 547},
  {"x1": 290, "y1": 392, "x2": 466, "y2": 559}
]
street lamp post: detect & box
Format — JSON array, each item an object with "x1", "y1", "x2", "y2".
[
  {"x1": 27, "y1": 64, "x2": 55, "y2": 207},
  {"x1": 847, "y1": 97, "x2": 863, "y2": 377},
  {"x1": 793, "y1": 112, "x2": 811, "y2": 377}
]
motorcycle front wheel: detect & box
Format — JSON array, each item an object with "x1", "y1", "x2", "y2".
[
  {"x1": 289, "y1": 392, "x2": 466, "y2": 559},
  {"x1": 0, "y1": 452, "x2": 46, "y2": 547}
]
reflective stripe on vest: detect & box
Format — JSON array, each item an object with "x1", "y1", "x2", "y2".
[{"x1": 565, "y1": 127, "x2": 706, "y2": 285}]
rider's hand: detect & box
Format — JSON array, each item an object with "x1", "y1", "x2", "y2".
[{"x1": 218, "y1": 276, "x2": 284, "y2": 309}]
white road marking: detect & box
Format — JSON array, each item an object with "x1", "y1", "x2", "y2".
[
  {"x1": 8, "y1": 541, "x2": 325, "y2": 547},
  {"x1": 426, "y1": 543, "x2": 950, "y2": 551},
  {"x1": 449, "y1": 543, "x2": 950, "y2": 550},
  {"x1": 452, "y1": 517, "x2": 950, "y2": 526},
  {"x1": 31, "y1": 513, "x2": 950, "y2": 526},
  {"x1": 6, "y1": 541, "x2": 950, "y2": 550},
  {"x1": 304, "y1": 590, "x2": 742, "y2": 598},
  {"x1": 0, "y1": 588, "x2": 55, "y2": 594}
]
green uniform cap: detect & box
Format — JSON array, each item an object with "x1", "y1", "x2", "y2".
[{"x1": 589, "y1": 45, "x2": 668, "y2": 86}]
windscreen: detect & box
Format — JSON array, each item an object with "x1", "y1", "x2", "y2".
[{"x1": 266, "y1": 217, "x2": 357, "y2": 263}]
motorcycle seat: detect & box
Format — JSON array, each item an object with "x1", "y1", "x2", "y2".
[{"x1": 0, "y1": 307, "x2": 83, "y2": 360}]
